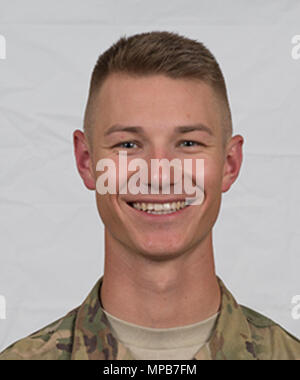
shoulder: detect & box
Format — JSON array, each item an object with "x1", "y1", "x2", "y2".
[
  {"x1": 241, "y1": 305, "x2": 300, "y2": 360},
  {"x1": 0, "y1": 307, "x2": 79, "y2": 360}
]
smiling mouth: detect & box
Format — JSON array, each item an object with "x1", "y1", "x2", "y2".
[{"x1": 127, "y1": 200, "x2": 192, "y2": 215}]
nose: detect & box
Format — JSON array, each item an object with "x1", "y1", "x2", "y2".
[{"x1": 142, "y1": 148, "x2": 182, "y2": 194}]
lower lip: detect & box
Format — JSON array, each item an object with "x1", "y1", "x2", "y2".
[{"x1": 125, "y1": 202, "x2": 192, "y2": 221}]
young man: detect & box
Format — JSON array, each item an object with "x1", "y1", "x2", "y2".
[{"x1": 0, "y1": 31, "x2": 299, "y2": 360}]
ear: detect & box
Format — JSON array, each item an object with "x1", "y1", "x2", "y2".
[
  {"x1": 73, "y1": 129, "x2": 96, "y2": 190},
  {"x1": 221, "y1": 134, "x2": 244, "y2": 193}
]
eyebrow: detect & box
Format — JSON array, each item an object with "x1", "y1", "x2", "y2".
[
  {"x1": 174, "y1": 124, "x2": 214, "y2": 136},
  {"x1": 104, "y1": 125, "x2": 145, "y2": 136},
  {"x1": 104, "y1": 123, "x2": 214, "y2": 137}
]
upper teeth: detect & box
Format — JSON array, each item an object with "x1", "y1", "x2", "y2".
[{"x1": 132, "y1": 201, "x2": 189, "y2": 213}]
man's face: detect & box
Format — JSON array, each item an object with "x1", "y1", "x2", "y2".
[{"x1": 77, "y1": 73, "x2": 241, "y2": 260}]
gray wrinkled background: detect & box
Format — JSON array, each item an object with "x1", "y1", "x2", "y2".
[{"x1": 0, "y1": 0, "x2": 299, "y2": 351}]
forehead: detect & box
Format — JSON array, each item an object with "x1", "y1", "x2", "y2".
[{"x1": 93, "y1": 73, "x2": 222, "y2": 137}]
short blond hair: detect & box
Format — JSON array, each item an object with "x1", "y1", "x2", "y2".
[{"x1": 84, "y1": 31, "x2": 232, "y2": 145}]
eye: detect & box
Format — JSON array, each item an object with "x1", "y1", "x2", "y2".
[
  {"x1": 179, "y1": 140, "x2": 203, "y2": 147},
  {"x1": 115, "y1": 141, "x2": 138, "y2": 149}
]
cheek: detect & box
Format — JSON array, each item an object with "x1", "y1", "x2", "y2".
[
  {"x1": 95, "y1": 194, "x2": 106, "y2": 220},
  {"x1": 202, "y1": 159, "x2": 224, "y2": 198},
  {"x1": 197, "y1": 160, "x2": 224, "y2": 229},
  {"x1": 96, "y1": 193, "x2": 127, "y2": 232},
  {"x1": 95, "y1": 194, "x2": 115, "y2": 223}
]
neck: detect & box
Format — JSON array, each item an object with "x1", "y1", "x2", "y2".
[{"x1": 100, "y1": 229, "x2": 221, "y2": 328}]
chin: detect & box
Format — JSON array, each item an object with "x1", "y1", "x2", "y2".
[{"x1": 132, "y1": 236, "x2": 188, "y2": 260}]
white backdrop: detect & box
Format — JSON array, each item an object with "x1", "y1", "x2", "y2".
[{"x1": 0, "y1": 0, "x2": 299, "y2": 351}]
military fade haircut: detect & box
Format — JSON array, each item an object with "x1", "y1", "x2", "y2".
[{"x1": 83, "y1": 30, "x2": 233, "y2": 147}]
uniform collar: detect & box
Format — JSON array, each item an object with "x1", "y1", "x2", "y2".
[
  {"x1": 194, "y1": 278, "x2": 258, "y2": 360},
  {"x1": 70, "y1": 276, "x2": 133, "y2": 360},
  {"x1": 71, "y1": 276, "x2": 258, "y2": 360}
]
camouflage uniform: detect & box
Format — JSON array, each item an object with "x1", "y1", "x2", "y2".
[{"x1": 0, "y1": 277, "x2": 299, "y2": 360}]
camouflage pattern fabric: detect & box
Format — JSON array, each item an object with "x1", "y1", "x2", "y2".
[{"x1": 0, "y1": 277, "x2": 299, "y2": 360}]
